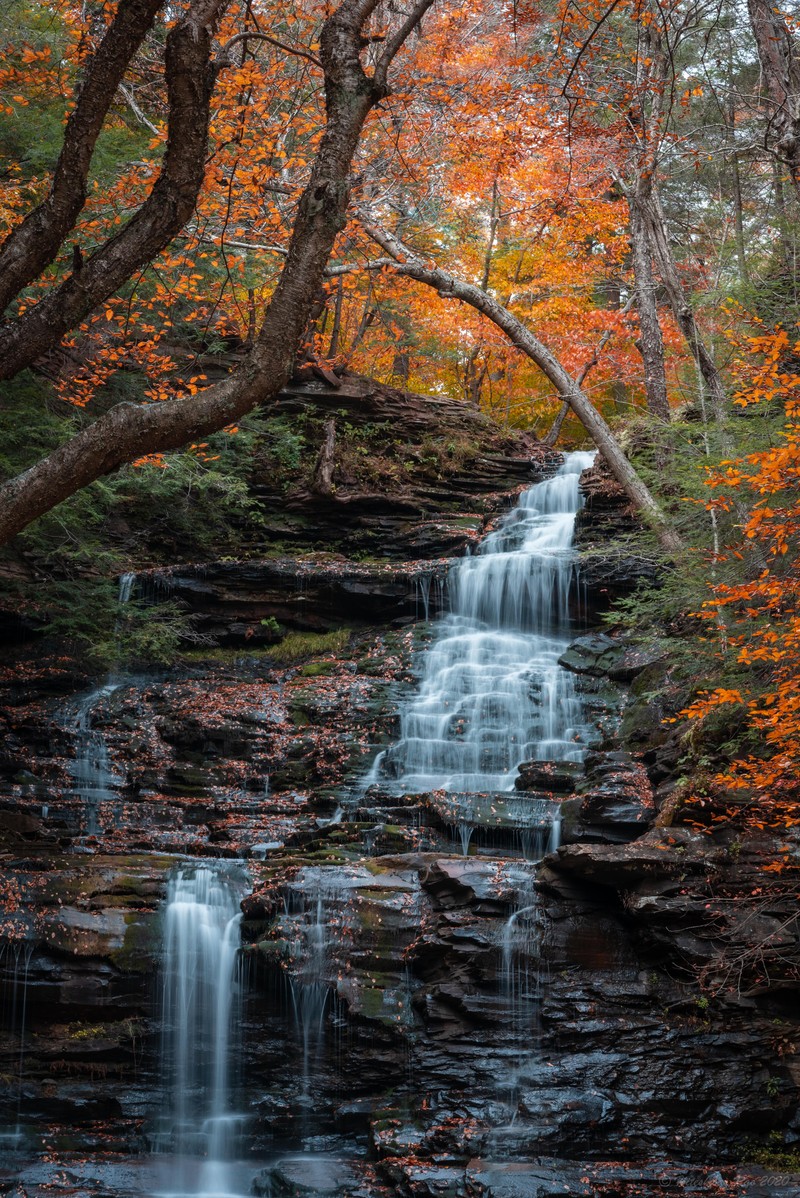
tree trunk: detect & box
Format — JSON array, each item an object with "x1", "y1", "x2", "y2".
[
  {"x1": 543, "y1": 399, "x2": 570, "y2": 446},
  {"x1": 628, "y1": 194, "x2": 670, "y2": 422},
  {"x1": 643, "y1": 189, "x2": 727, "y2": 418},
  {"x1": 748, "y1": 0, "x2": 800, "y2": 198},
  {"x1": 0, "y1": 0, "x2": 165, "y2": 314},
  {"x1": 0, "y1": 0, "x2": 230, "y2": 381},
  {"x1": 361, "y1": 218, "x2": 681, "y2": 552},
  {"x1": 311, "y1": 418, "x2": 337, "y2": 495},
  {"x1": 0, "y1": 0, "x2": 436, "y2": 545}
]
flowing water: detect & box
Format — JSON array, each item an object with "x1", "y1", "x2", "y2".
[
  {"x1": 154, "y1": 866, "x2": 247, "y2": 1198},
  {"x1": 370, "y1": 450, "x2": 596, "y2": 794},
  {"x1": 0, "y1": 940, "x2": 33, "y2": 1150},
  {"x1": 68, "y1": 681, "x2": 124, "y2": 836},
  {"x1": 67, "y1": 573, "x2": 140, "y2": 836}
]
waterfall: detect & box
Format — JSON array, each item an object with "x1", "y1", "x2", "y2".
[
  {"x1": 69, "y1": 682, "x2": 123, "y2": 836},
  {"x1": 118, "y1": 572, "x2": 137, "y2": 606},
  {"x1": 66, "y1": 572, "x2": 139, "y2": 837},
  {"x1": 370, "y1": 451, "x2": 596, "y2": 794},
  {"x1": 0, "y1": 940, "x2": 33, "y2": 1149},
  {"x1": 154, "y1": 866, "x2": 246, "y2": 1198},
  {"x1": 290, "y1": 893, "x2": 331, "y2": 1106}
]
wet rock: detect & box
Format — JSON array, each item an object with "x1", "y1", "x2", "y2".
[
  {"x1": 464, "y1": 1159, "x2": 800, "y2": 1197},
  {"x1": 575, "y1": 751, "x2": 655, "y2": 841},
  {"x1": 136, "y1": 558, "x2": 451, "y2": 642},
  {"x1": 252, "y1": 1156, "x2": 360, "y2": 1197},
  {"x1": 574, "y1": 461, "x2": 663, "y2": 608},
  {"x1": 514, "y1": 761, "x2": 582, "y2": 794},
  {"x1": 559, "y1": 633, "x2": 668, "y2": 684},
  {"x1": 380, "y1": 1161, "x2": 467, "y2": 1196},
  {"x1": 556, "y1": 826, "x2": 724, "y2": 886},
  {"x1": 558, "y1": 633, "x2": 622, "y2": 676}
]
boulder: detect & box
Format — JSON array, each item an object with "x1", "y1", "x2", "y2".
[
  {"x1": 252, "y1": 1157, "x2": 360, "y2": 1197},
  {"x1": 556, "y1": 826, "x2": 726, "y2": 886},
  {"x1": 559, "y1": 633, "x2": 668, "y2": 682},
  {"x1": 514, "y1": 761, "x2": 582, "y2": 793}
]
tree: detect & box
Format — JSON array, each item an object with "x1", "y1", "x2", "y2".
[
  {"x1": 747, "y1": 0, "x2": 800, "y2": 199},
  {"x1": 0, "y1": 0, "x2": 434, "y2": 544},
  {"x1": 682, "y1": 326, "x2": 800, "y2": 829},
  {"x1": 356, "y1": 214, "x2": 682, "y2": 551}
]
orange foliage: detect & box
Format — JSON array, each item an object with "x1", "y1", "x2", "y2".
[
  {"x1": 682, "y1": 327, "x2": 800, "y2": 829},
  {"x1": 0, "y1": 0, "x2": 683, "y2": 430}
]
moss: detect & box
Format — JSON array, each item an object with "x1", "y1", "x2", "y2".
[
  {"x1": 268, "y1": 628, "x2": 351, "y2": 663},
  {"x1": 358, "y1": 985, "x2": 390, "y2": 1020},
  {"x1": 740, "y1": 1133, "x2": 800, "y2": 1170},
  {"x1": 108, "y1": 912, "x2": 161, "y2": 974},
  {"x1": 299, "y1": 660, "x2": 337, "y2": 677}
]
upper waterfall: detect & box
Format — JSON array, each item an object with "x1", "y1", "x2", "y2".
[{"x1": 371, "y1": 450, "x2": 596, "y2": 793}]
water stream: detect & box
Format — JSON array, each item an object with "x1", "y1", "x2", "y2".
[
  {"x1": 67, "y1": 573, "x2": 138, "y2": 836},
  {"x1": 68, "y1": 681, "x2": 123, "y2": 836},
  {"x1": 154, "y1": 866, "x2": 247, "y2": 1198},
  {"x1": 369, "y1": 450, "x2": 596, "y2": 795}
]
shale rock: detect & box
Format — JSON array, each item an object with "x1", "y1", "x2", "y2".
[
  {"x1": 559, "y1": 633, "x2": 668, "y2": 682},
  {"x1": 514, "y1": 761, "x2": 582, "y2": 793},
  {"x1": 555, "y1": 825, "x2": 723, "y2": 885},
  {"x1": 252, "y1": 1157, "x2": 361, "y2": 1197}
]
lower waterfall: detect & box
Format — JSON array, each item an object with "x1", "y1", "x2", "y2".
[{"x1": 154, "y1": 866, "x2": 247, "y2": 1198}]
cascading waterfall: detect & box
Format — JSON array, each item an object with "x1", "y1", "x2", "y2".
[
  {"x1": 154, "y1": 866, "x2": 246, "y2": 1198},
  {"x1": 289, "y1": 892, "x2": 331, "y2": 1106},
  {"x1": 370, "y1": 450, "x2": 596, "y2": 796},
  {"x1": 281, "y1": 871, "x2": 355, "y2": 1121}
]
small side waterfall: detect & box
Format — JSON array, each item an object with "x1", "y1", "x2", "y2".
[
  {"x1": 118, "y1": 571, "x2": 137, "y2": 606},
  {"x1": 155, "y1": 866, "x2": 246, "y2": 1198},
  {"x1": 69, "y1": 681, "x2": 123, "y2": 836},
  {"x1": 370, "y1": 450, "x2": 596, "y2": 795},
  {"x1": 67, "y1": 573, "x2": 138, "y2": 837}
]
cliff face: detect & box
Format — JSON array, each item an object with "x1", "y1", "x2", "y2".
[{"x1": 0, "y1": 386, "x2": 798, "y2": 1198}]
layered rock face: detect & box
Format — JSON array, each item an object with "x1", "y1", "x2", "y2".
[{"x1": 1, "y1": 399, "x2": 799, "y2": 1198}]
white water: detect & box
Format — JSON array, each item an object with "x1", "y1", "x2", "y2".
[
  {"x1": 118, "y1": 571, "x2": 137, "y2": 606},
  {"x1": 370, "y1": 451, "x2": 596, "y2": 793},
  {"x1": 154, "y1": 866, "x2": 246, "y2": 1198}
]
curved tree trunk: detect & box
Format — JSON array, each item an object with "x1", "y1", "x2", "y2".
[
  {"x1": 0, "y1": 0, "x2": 229, "y2": 381},
  {"x1": 359, "y1": 217, "x2": 681, "y2": 552},
  {"x1": 0, "y1": 0, "x2": 165, "y2": 314},
  {"x1": 0, "y1": 0, "x2": 435, "y2": 546}
]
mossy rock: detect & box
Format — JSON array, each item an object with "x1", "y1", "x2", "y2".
[
  {"x1": 299, "y1": 660, "x2": 337, "y2": 678},
  {"x1": 109, "y1": 911, "x2": 161, "y2": 973}
]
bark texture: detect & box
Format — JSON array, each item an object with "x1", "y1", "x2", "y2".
[
  {"x1": 311, "y1": 418, "x2": 337, "y2": 495},
  {"x1": 748, "y1": 0, "x2": 800, "y2": 196},
  {"x1": 0, "y1": 0, "x2": 434, "y2": 545},
  {"x1": 628, "y1": 193, "x2": 670, "y2": 422},
  {"x1": 0, "y1": 0, "x2": 228, "y2": 380},
  {"x1": 642, "y1": 191, "x2": 727, "y2": 417},
  {"x1": 0, "y1": 0, "x2": 164, "y2": 314}
]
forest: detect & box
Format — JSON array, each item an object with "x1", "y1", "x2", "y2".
[{"x1": 1, "y1": 0, "x2": 800, "y2": 1196}]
